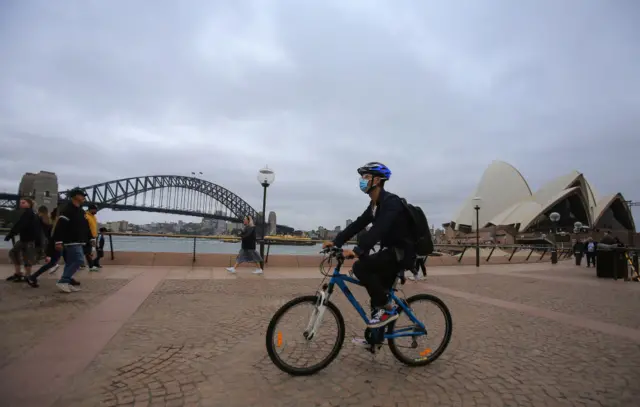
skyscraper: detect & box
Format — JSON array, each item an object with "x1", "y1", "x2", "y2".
[{"x1": 346, "y1": 219, "x2": 353, "y2": 229}]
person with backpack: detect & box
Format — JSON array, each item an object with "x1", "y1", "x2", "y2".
[
  {"x1": 323, "y1": 162, "x2": 422, "y2": 343},
  {"x1": 585, "y1": 237, "x2": 597, "y2": 267}
]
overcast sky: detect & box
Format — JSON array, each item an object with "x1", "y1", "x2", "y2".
[{"x1": 1, "y1": 0, "x2": 639, "y2": 230}]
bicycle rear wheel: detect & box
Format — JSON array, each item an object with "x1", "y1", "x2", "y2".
[
  {"x1": 266, "y1": 295, "x2": 345, "y2": 376},
  {"x1": 387, "y1": 293, "x2": 452, "y2": 367}
]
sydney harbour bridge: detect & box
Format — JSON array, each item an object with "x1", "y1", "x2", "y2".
[{"x1": 0, "y1": 175, "x2": 293, "y2": 232}]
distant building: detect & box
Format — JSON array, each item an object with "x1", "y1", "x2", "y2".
[
  {"x1": 18, "y1": 171, "x2": 58, "y2": 213},
  {"x1": 268, "y1": 211, "x2": 277, "y2": 235},
  {"x1": 105, "y1": 220, "x2": 129, "y2": 233},
  {"x1": 334, "y1": 226, "x2": 341, "y2": 232},
  {"x1": 346, "y1": 219, "x2": 352, "y2": 229}
]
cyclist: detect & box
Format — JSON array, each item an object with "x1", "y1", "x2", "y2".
[{"x1": 322, "y1": 162, "x2": 415, "y2": 332}]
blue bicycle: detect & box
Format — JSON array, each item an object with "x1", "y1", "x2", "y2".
[{"x1": 266, "y1": 247, "x2": 453, "y2": 376}]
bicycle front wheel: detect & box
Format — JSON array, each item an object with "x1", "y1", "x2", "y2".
[
  {"x1": 266, "y1": 295, "x2": 345, "y2": 376},
  {"x1": 387, "y1": 293, "x2": 453, "y2": 367}
]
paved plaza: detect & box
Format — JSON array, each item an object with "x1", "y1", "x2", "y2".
[{"x1": 1, "y1": 262, "x2": 640, "y2": 407}]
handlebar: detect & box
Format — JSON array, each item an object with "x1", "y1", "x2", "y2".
[{"x1": 320, "y1": 246, "x2": 354, "y2": 260}]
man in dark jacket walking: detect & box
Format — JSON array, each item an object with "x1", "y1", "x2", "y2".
[
  {"x1": 4, "y1": 198, "x2": 40, "y2": 281},
  {"x1": 53, "y1": 188, "x2": 91, "y2": 293}
]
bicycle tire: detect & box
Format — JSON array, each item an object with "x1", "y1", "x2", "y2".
[
  {"x1": 265, "y1": 295, "x2": 346, "y2": 376},
  {"x1": 387, "y1": 293, "x2": 453, "y2": 367}
]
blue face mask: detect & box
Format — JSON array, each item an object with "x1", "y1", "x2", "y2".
[{"x1": 359, "y1": 178, "x2": 370, "y2": 193}]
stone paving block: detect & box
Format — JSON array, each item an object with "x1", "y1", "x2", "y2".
[{"x1": 2, "y1": 264, "x2": 640, "y2": 406}]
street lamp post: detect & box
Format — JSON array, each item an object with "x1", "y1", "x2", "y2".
[
  {"x1": 473, "y1": 197, "x2": 481, "y2": 268},
  {"x1": 550, "y1": 212, "x2": 561, "y2": 264},
  {"x1": 257, "y1": 166, "x2": 275, "y2": 269}
]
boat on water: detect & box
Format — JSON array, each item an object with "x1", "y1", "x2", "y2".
[{"x1": 264, "y1": 235, "x2": 317, "y2": 246}]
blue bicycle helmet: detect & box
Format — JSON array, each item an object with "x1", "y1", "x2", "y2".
[{"x1": 357, "y1": 162, "x2": 392, "y2": 180}]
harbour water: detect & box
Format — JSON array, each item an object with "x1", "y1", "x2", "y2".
[{"x1": 0, "y1": 234, "x2": 335, "y2": 255}]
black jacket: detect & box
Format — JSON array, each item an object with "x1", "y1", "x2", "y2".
[
  {"x1": 40, "y1": 219, "x2": 57, "y2": 256},
  {"x1": 333, "y1": 189, "x2": 413, "y2": 258},
  {"x1": 53, "y1": 203, "x2": 90, "y2": 246},
  {"x1": 97, "y1": 234, "x2": 105, "y2": 251},
  {"x1": 240, "y1": 225, "x2": 257, "y2": 250},
  {"x1": 7, "y1": 209, "x2": 40, "y2": 243}
]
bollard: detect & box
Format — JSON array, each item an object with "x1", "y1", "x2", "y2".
[
  {"x1": 109, "y1": 234, "x2": 115, "y2": 260},
  {"x1": 192, "y1": 237, "x2": 196, "y2": 264},
  {"x1": 265, "y1": 243, "x2": 271, "y2": 264}
]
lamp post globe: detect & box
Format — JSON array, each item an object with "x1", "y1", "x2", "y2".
[
  {"x1": 573, "y1": 221, "x2": 583, "y2": 234},
  {"x1": 549, "y1": 212, "x2": 560, "y2": 264},
  {"x1": 257, "y1": 167, "x2": 275, "y2": 187},
  {"x1": 472, "y1": 197, "x2": 481, "y2": 267},
  {"x1": 257, "y1": 166, "x2": 275, "y2": 269}
]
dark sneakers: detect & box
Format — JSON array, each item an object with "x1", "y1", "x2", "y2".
[
  {"x1": 6, "y1": 274, "x2": 24, "y2": 282},
  {"x1": 25, "y1": 276, "x2": 39, "y2": 288}
]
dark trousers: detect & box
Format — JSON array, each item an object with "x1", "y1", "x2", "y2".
[
  {"x1": 574, "y1": 253, "x2": 583, "y2": 266},
  {"x1": 586, "y1": 253, "x2": 596, "y2": 267},
  {"x1": 417, "y1": 257, "x2": 427, "y2": 276},
  {"x1": 352, "y1": 249, "x2": 403, "y2": 309},
  {"x1": 84, "y1": 243, "x2": 94, "y2": 268},
  {"x1": 31, "y1": 251, "x2": 62, "y2": 279},
  {"x1": 95, "y1": 249, "x2": 104, "y2": 267}
]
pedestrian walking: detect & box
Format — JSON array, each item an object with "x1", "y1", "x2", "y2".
[
  {"x1": 26, "y1": 207, "x2": 63, "y2": 287},
  {"x1": 4, "y1": 198, "x2": 39, "y2": 282},
  {"x1": 52, "y1": 188, "x2": 91, "y2": 293},
  {"x1": 94, "y1": 227, "x2": 107, "y2": 268},
  {"x1": 226, "y1": 215, "x2": 264, "y2": 275}
]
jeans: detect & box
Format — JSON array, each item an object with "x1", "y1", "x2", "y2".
[
  {"x1": 351, "y1": 249, "x2": 403, "y2": 309},
  {"x1": 58, "y1": 245, "x2": 84, "y2": 284},
  {"x1": 31, "y1": 251, "x2": 62, "y2": 279}
]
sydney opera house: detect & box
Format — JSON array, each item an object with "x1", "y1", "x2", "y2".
[{"x1": 444, "y1": 161, "x2": 636, "y2": 244}]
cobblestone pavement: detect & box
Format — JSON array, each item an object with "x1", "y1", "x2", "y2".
[
  {"x1": 428, "y1": 270, "x2": 640, "y2": 330},
  {"x1": 44, "y1": 267, "x2": 640, "y2": 407},
  {"x1": 3, "y1": 263, "x2": 640, "y2": 406},
  {"x1": 0, "y1": 274, "x2": 130, "y2": 369}
]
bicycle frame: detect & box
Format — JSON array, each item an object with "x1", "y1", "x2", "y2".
[{"x1": 320, "y1": 261, "x2": 427, "y2": 340}]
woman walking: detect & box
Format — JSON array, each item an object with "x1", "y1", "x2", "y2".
[
  {"x1": 226, "y1": 215, "x2": 263, "y2": 275},
  {"x1": 26, "y1": 207, "x2": 62, "y2": 287}
]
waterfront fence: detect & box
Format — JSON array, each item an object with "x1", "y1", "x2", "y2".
[{"x1": 0, "y1": 229, "x2": 597, "y2": 265}]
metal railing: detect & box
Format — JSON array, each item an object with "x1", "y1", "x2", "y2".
[
  {"x1": 0, "y1": 229, "x2": 579, "y2": 265},
  {"x1": 4, "y1": 229, "x2": 637, "y2": 268}
]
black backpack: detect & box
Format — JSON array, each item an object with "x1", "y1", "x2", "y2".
[{"x1": 400, "y1": 199, "x2": 434, "y2": 256}]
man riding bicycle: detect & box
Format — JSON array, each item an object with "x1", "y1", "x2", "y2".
[{"x1": 322, "y1": 162, "x2": 416, "y2": 332}]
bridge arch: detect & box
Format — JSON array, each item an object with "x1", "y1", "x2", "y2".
[{"x1": 59, "y1": 175, "x2": 258, "y2": 220}]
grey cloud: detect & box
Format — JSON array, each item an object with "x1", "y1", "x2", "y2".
[{"x1": 1, "y1": 0, "x2": 639, "y2": 229}]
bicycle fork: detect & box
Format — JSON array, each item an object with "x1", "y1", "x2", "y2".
[{"x1": 303, "y1": 290, "x2": 328, "y2": 341}]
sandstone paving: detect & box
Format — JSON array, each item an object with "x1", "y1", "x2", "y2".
[
  {"x1": 0, "y1": 275, "x2": 130, "y2": 369},
  {"x1": 2, "y1": 262, "x2": 640, "y2": 406},
  {"x1": 49, "y1": 277, "x2": 640, "y2": 407}
]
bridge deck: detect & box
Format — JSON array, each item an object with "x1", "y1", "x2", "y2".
[{"x1": 1, "y1": 262, "x2": 639, "y2": 407}]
